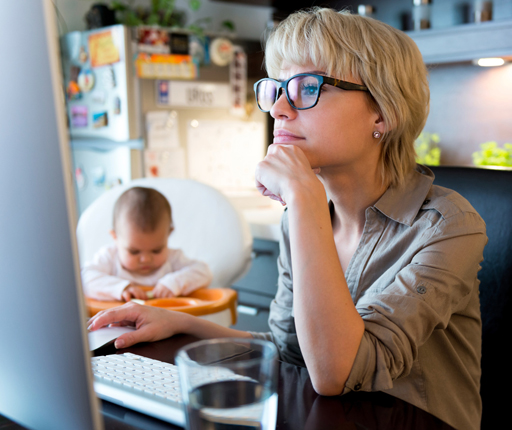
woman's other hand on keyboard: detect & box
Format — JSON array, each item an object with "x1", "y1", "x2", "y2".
[{"x1": 87, "y1": 302, "x2": 191, "y2": 349}]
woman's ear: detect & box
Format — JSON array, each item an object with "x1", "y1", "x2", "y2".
[
  {"x1": 109, "y1": 229, "x2": 117, "y2": 240},
  {"x1": 374, "y1": 113, "x2": 386, "y2": 134}
]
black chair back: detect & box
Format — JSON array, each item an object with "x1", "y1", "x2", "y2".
[{"x1": 430, "y1": 165, "x2": 512, "y2": 429}]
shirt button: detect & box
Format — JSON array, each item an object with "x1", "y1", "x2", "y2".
[
  {"x1": 354, "y1": 383, "x2": 362, "y2": 391},
  {"x1": 417, "y1": 285, "x2": 427, "y2": 294}
]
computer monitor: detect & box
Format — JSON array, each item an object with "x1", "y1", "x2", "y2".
[{"x1": 0, "y1": 1, "x2": 103, "y2": 429}]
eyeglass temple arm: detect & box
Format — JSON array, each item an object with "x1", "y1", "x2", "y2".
[{"x1": 323, "y1": 77, "x2": 370, "y2": 92}]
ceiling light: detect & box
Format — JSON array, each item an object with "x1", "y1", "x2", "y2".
[{"x1": 474, "y1": 57, "x2": 506, "y2": 67}]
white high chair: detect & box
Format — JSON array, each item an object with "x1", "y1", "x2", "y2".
[{"x1": 76, "y1": 178, "x2": 253, "y2": 327}]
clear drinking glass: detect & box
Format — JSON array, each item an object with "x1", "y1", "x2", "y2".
[{"x1": 176, "y1": 338, "x2": 279, "y2": 430}]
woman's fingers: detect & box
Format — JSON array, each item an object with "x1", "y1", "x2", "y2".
[
  {"x1": 88, "y1": 302, "x2": 141, "y2": 330},
  {"x1": 114, "y1": 325, "x2": 153, "y2": 349}
]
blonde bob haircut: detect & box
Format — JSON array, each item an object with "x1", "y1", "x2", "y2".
[{"x1": 264, "y1": 8, "x2": 430, "y2": 187}]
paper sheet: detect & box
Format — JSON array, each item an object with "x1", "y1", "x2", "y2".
[
  {"x1": 146, "y1": 110, "x2": 180, "y2": 149},
  {"x1": 187, "y1": 120, "x2": 265, "y2": 192}
]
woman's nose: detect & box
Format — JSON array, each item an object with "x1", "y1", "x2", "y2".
[{"x1": 270, "y1": 89, "x2": 297, "y2": 120}]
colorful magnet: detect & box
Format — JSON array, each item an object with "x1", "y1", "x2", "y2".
[
  {"x1": 79, "y1": 46, "x2": 88, "y2": 63},
  {"x1": 113, "y1": 96, "x2": 121, "y2": 115},
  {"x1": 92, "y1": 111, "x2": 108, "y2": 128},
  {"x1": 67, "y1": 81, "x2": 81, "y2": 100},
  {"x1": 70, "y1": 65, "x2": 81, "y2": 82},
  {"x1": 78, "y1": 68, "x2": 95, "y2": 93},
  {"x1": 209, "y1": 37, "x2": 234, "y2": 66},
  {"x1": 70, "y1": 105, "x2": 88, "y2": 128},
  {"x1": 75, "y1": 166, "x2": 86, "y2": 190},
  {"x1": 149, "y1": 165, "x2": 159, "y2": 177},
  {"x1": 137, "y1": 28, "x2": 170, "y2": 54},
  {"x1": 92, "y1": 166, "x2": 106, "y2": 187},
  {"x1": 156, "y1": 80, "x2": 169, "y2": 105},
  {"x1": 189, "y1": 35, "x2": 206, "y2": 66}
]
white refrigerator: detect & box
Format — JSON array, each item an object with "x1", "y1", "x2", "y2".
[{"x1": 60, "y1": 24, "x2": 142, "y2": 214}]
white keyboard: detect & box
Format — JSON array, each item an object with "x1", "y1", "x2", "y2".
[
  {"x1": 91, "y1": 352, "x2": 265, "y2": 428},
  {"x1": 92, "y1": 353, "x2": 185, "y2": 426}
]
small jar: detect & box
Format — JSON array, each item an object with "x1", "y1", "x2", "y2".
[
  {"x1": 474, "y1": 0, "x2": 493, "y2": 23},
  {"x1": 358, "y1": 5, "x2": 376, "y2": 19},
  {"x1": 412, "y1": 0, "x2": 432, "y2": 31}
]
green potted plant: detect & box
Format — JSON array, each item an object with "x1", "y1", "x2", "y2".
[
  {"x1": 472, "y1": 141, "x2": 512, "y2": 167},
  {"x1": 106, "y1": 0, "x2": 234, "y2": 37},
  {"x1": 414, "y1": 132, "x2": 441, "y2": 166}
]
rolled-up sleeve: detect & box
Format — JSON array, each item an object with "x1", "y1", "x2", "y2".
[{"x1": 344, "y1": 211, "x2": 486, "y2": 393}]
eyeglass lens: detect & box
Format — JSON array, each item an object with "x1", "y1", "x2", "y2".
[{"x1": 256, "y1": 75, "x2": 321, "y2": 111}]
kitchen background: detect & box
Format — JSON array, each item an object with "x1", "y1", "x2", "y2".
[
  {"x1": 55, "y1": 0, "x2": 512, "y2": 213},
  {"x1": 53, "y1": 0, "x2": 512, "y2": 330}
]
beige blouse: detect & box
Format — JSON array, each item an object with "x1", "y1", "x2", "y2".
[{"x1": 251, "y1": 165, "x2": 486, "y2": 430}]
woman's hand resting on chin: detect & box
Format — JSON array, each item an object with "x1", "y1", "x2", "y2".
[{"x1": 255, "y1": 144, "x2": 322, "y2": 205}]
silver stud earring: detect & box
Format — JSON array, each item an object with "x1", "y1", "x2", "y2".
[{"x1": 373, "y1": 131, "x2": 381, "y2": 139}]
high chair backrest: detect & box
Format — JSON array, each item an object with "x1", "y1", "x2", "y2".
[
  {"x1": 76, "y1": 178, "x2": 253, "y2": 289},
  {"x1": 430, "y1": 165, "x2": 512, "y2": 429}
]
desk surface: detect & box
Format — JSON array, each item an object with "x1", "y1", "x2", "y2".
[{"x1": 1, "y1": 334, "x2": 455, "y2": 430}]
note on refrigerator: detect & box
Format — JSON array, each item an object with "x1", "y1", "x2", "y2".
[
  {"x1": 187, "y1": 120, "x2": 265, "y2": 192},
  {"x1": 144, "y1": 148, "x2": 186, "y2": 178},
  {"x1": 146, "y1": 110, "x2": 180, "y2": 149}
]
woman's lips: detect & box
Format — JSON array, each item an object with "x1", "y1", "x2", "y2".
[{"x1": 273, "y1": 130, "x2": 304, "y2": 144}]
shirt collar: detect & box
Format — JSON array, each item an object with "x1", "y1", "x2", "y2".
[{"x1": 373, "y1": 164, "x2": 434, "y2": 227}]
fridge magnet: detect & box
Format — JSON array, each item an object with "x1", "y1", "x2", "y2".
[
  {"x1": 156, "y1": 80, "x2": 169, "y2": 105},
  {"x1": 88, "y1": 30, "x2": 120, "y2": 68},
  {"x1": 79, "y1": 46, "x2": 88, "y2": 63},
  {"x1": 70, "y1": 65, "x2": 81, "y2": 82},
  {"x1": 75, "y1": 166, "x2": 87, "y2": 191},
  {"x1": 103, "y1": 66, "x2": 116, "y2": 89},
  {"x1": 209, "y1": 37, "x2": 234, "y2": 67},
  {"x1": 170, "y1": 33, "x2": 189, "y2": 55},
  {"x1": 134, "y1": 53, "x2": 197, "y2": 80},
  {"x1": 67, "y1": 81, "x2": 82, "y2": 100},
  {"x1": 92, "y1": 111, "x2": 108, "y2": 128},
  {"x1": 92, "y1": 91, "x2": 106, "y2": 104},
  {"x1": 113, "y1": 96, "x2": 121, "y2": 115},
  {"x1": 70, "y1": 105, "x2": 88, "y2": 128},
  {"x1": 189, "y1": 35, "x2": 206, "y2": 66},
  {"x1": 78, "y1": 68, "x2": 95, "y2": 93},
  {"x1": 137, "y1": 28, "x2": 170, "y2": 54},
  {"x1": 229, "y1": 46, "x2": 247, "y2": 117},
  {"x1": 92, "y1": 166, "x2": 106, "y2": 187},
  {"x1": 144, "y1": 148, "x2": 186, "y2": 179}
]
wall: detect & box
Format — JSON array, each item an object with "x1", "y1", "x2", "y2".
[{"x1": 426, "y1": 62, "x2": 512, "y2": 166}]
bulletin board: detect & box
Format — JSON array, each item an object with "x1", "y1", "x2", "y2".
[{"x1": 187, "y1": 120, "x2": 266, "y2": 192}]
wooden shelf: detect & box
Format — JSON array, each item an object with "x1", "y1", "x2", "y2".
[{"x1": 407, "y1": 19, "x2": 512, "y2": 64}]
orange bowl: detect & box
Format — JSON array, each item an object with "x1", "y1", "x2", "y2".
[{"x1": 85, "y1": 288, "x2": 238, "y2": 325}]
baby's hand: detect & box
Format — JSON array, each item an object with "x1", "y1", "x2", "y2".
[
  {"x1": 122, "y1": 284, "x2": 148, "y2": 302},
  {"x1": 153, "y1": 283, "x2": 176, "y2": 298}
]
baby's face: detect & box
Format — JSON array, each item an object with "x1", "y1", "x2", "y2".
[{"x1": 114, "y1": 218, "x2": 170, "y2": 276}]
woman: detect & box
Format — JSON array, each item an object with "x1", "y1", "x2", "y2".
[{"x1": 89, "y1": 8, "x2": 486, "y2": 430}]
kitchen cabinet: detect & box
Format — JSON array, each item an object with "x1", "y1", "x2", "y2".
[
  {"x1": 408, "y1": 19, "x2": 512, "y2": 64},
  {"x1": 231, "y1": 238, "x2": 280, "y2": 332}
]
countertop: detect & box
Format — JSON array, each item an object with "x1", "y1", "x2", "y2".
[{"x1": 227, "y1": 191, "x2": 284, "y2": 242}]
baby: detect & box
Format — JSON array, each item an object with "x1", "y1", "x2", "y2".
[{"x1": 82, "y1": 186, "x2": 212, "y2": 302}]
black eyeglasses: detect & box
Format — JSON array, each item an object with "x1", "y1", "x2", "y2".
[{"x1": 253, "y1": 73, "x2": 370, "y2": 112}]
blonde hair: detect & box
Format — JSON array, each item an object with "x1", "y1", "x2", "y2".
[{"x1": 264, "y1": 8, "x2": 429, "y2": 187}]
